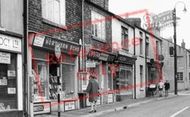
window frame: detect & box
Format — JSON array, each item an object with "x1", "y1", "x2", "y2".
[
  {"x1": 91, "y1": 11, "x2": 106, "y2": 41},
  {"x1": 42, "y1": 0, "x2": 66, "y2": 26},
  {"x1": 121, "y1": 26, "x2": 129, "y2": 51},
  {"x1": 177, "y1": 72, "x2": 183, "y2": 81}
]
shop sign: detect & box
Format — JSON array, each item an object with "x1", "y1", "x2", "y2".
[
  {"x1": 33, "y1": 102, "x2": 51, "y2": 115},
  {"x1": 7, "y1": 70, "x2": 16, "y2": 77},
  {"x1": 7, "y1": 88, "x2": 16, "y2": 94},
  {"x1": 87, "y1": 50, "x2": 115, "y2": 62},
  {"x1": 33, "y1": 35, "x2": 45, "y2": 47},
  {"x1": 64, "y1": 101, "x2": 75, "y2": 111},
  {"x1": 117, "y1": 55, "x2": 136, "y2": 65},
  {"x1": 43, "y1": 37, "x2": 80, "y2": 55},
  {"x1": 86, "y1": 61, "x2": 96, "y2": 68},
  {"x1": 99, "y1": 53, "x2": 109, "y2": 61},
  {"x1": 87, "y1": 50, "x2": 100, "y2": 60},
  {"x1": 0, "y1": 34, "x2": 21, "y2": 52},
  {"x1": 0, "y1": 52, "x2": 10, "y2": 64}
]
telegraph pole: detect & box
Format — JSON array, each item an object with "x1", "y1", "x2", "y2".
[{"x1": 173, "y1": 8, "x2": 178, "y2": 95}]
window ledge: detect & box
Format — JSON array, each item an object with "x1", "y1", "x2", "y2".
[
  {"x1": 121, "y1": 47, "x2": 129, "y2": 52},
  {"x1": 42, "y1": 18, "x2": 67, "y2": 30},
  {"x1": 91, "y1": 36, "x2": 106, "y2": 43},
  {"x1": 139, "y1": 55, "x2": 144, "y2": 58}
]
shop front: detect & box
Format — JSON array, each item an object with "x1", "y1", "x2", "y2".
[
  {"x1": 146, "y1": 59, "x2": 163, "y2": 97},
  {"x1": 113, "y1": 52, "x2": 136, "y2": 101},
  {"x1": 78, "y1": 48, "x2": 116, "y2": 107},
  {"x1": 30, "y1": 33, "x2": 81, "y2": 115},
  {"x1": 0, "y1": 34, "x2": 23, "y2": 117}
]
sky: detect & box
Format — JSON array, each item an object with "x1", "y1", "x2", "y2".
[{"x1": 109, "y1": 0, "x2": 190, "y2": 49}]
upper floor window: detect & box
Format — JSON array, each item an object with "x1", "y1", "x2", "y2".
[
  {"x1": 121, "y1": 27, "x2": 129, "y2": 50},
  {"x1": 177, "y1": 72, "x2": 183, "y2": 81},
  {"x1": 91, "y1": 11, "x2": 106, "y2": 40},
  {"x1": 42, "y1": 0, "x2": 65, "y2": 25}
]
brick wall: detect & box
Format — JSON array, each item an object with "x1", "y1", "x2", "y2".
[
  {"x1": 28, "y1": 0, "x2": 82, "y2": 43},
  {"x1": 83, "y1": 2, "x2": 112, "y2": 52},
  {"x1": 89, "y1": 0, "x2": 109, "y2": 10}
]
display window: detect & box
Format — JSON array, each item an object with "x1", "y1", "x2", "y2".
[
  {"x1": 32, "y1": 61, "x2": 49, "y2": 102},
  {"x1": 119, "y1": 68, "x2": 133, "y2": 95},
  {"x1": 62, "y1": 64, "x2": 75, "y2": 99},
  {"x1": 0, "y1": 52, "x2": 17, "y2": 111}
]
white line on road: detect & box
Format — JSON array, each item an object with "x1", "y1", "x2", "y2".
[{"x1": 170, "y1": 106, "x2": 190, "y2": 117}]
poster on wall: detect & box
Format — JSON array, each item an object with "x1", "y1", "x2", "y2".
[
  {"x1": 64, "y1": 101, "x2": 76, "y2": 111},
  {"x1": 7, "y1": 88, "x2": 16, "y2": 94},
  {"x1": 7, "y1": 70, "x2": 16, "y2": 77},
  {"x1": 0, "y1": 77, "x2": 7, "y2": 86},
  {"x1": 0, "y1": 52, "x2": 10, "y2": 64}
]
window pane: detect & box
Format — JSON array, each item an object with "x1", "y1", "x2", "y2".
[{"x1": 0, "y1": 53, "x2": 17, "y2": 110}]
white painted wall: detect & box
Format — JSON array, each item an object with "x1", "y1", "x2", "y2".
[
  {"x1": 112, "y1": 19, "x2": 134, "y2": 54},
  {"x1": 135, "y1": 28, "x2": 146, "y2": 98}
]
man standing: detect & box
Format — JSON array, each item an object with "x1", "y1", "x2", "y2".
[
  {"x1": 164, "y1": 80, "x2": 170, "y2": 97},
  {"x1": 158, "y1": 80, "x2": 164, "y2": 97},
  {"x1": 86, "y1": 75, "x2": 100, "y2": 113}
]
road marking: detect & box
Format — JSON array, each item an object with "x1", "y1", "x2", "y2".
[{"x1": 170, "y1": 106, "x2": 190, "y2": 117}]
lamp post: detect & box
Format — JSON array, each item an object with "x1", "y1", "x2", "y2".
[{"x1": 173, "y1": 1, "x2": 187, "y2": 95}]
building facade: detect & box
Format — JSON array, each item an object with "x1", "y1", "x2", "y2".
[
  {"x1": 28, "y1": 0, "x2": 82, "y2": 116},
  {"x1": 80, "y1": 0, "x2": 115, "y2": 105},
  {"x1": 134, "y1": 26, "x2": 163, "y2": 98},
  {"x1": 112, "y1": 17, "x2": 136, "y2": 101},
  {"x1": 0, "y1": 0, "x2": 23, "y2": 117},
  {"x1": 162, "y1": 39, "x2": 190, "y2": 91}
]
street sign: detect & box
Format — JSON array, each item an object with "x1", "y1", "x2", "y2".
[{"x1": 55, "y1": 44, "x2": 61, "y2": 59}]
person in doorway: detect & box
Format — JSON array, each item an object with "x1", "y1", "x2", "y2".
[
  {"x1": 86, "y1": 75, "x2": 100, "y2": 113},
  {"x1": 164, "y1": 80, "x2": 170, "y2": 97},
  {"x1": 158, "y1": 80, "x2": 164, "y2": 97}
]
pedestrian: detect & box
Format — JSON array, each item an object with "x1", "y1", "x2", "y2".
[
  {"x1": 164, "y1": 80, "x2": 170, "y2": 97},
  {"x1": 158, "y1": 80, "x2": 164, "y2": 97},
  {"x1": 86, "y1": 75, "x2": 100, "y2": 113}
]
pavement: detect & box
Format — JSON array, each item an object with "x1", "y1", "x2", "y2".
[{"x1": 35, "y1": 91, "x2": 181, "y2": 117}]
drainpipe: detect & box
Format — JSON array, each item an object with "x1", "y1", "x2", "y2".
[
  {"x1": 133, "y1": 27, "x2": 136, "y2": 99},
  {"x1": 145, "y1": 33, "x2": 147, "y2": 97},
  {"x1": 82, "y1": 0, "x2": 85, "y2": 72},
  {"x1": 23, "y1": 0, "x2": 29, "y2": 117}
]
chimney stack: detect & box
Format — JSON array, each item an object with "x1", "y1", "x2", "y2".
[{"x1": 181, "y1": 39, "x2": 185, "y2": 48}]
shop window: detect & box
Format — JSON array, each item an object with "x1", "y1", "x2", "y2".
[
  {"x1": 177, "y1": 72, "x2": 183, "y2": 81},
  {"x1": 0, "y1": 52, "x2": 17, "y2": 110},
  {"x1": 108, "y1": 66, "x2": 113, "y2": 90},
  {"x1": 146, "y1": 42, "x2": 149, "y2": 57},
  {"x1": 62, "y1": 64, "x2": 75, "y2": 98},
  {"x1": 91, "y1": 11, "x2": 106, "y2": 40},
  {"x1": 140, "y1": 65, "x2": 143, "y2": 88},
  {"x1": 42, "y1": 0, "x2": 65, "y2": 25},
  {"x1": 121, "y1": 27, "x2": 129, "y2": 50},
  {"x1": 32, "y1": 61, "x2": 49, "y2": 101}
]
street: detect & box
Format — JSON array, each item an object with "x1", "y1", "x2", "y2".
[{"x1": 98, "y1": 93, "x2": 190, "y2": 117}]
